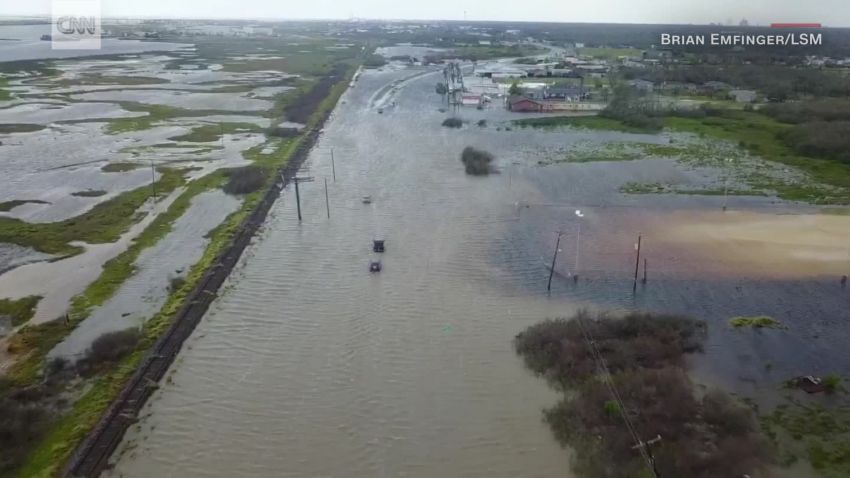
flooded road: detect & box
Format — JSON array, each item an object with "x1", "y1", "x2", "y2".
[
  {"x1": 110, "y1": 67, "x2": 579, "y2": 477},
  {"x1": 109, "y1": 65, "x2": 850, "y2": 477}
]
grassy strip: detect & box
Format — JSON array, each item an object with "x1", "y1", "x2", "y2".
[
  {"x1": 105, "y1": 103, "x2": 260, "y2": 135},
  {"x1": 16, "y1": 61, "x2": 355, "y2": 478},
  {"x1": 70, "y1": 190, "x2": 107, "y2": 198},
  {"x1": 0, "y1": 169, "x2": 185, "y2": 256},
  {"x1": 57, "y1": 75, "x2": 169, "y2": 86},
  {"x1": 0, "y1": 200, "x2": 49, "y2": 212},
  {"x1": 513, "y1": 115, "x2": 655, "y2": 133},
  {"x1": 167, "y1": 122, "x2": 262, "y2": 142},
  {"x1": 619, "y1": 182, "x2": 762, "y2": 196},
  {"x1": 101, "y1": 162, "x2": 142, "y2": 173},
  {"x1": 0, "y1": 296, "x2": 41, "y2": 327}
]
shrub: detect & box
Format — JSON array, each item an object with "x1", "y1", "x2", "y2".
[
  {"x1": 823, "y1": 374, "x2": 842, "y2": 393},
  {"x1": 0, "y1": 395, "x2": 53, "y2": 473},
  {"x1": 223, "y1": 165, "x2": 266, "y2": 195},
  {"x1": 168, "y1": 275, "x2": 186, "y2": 293},
  {"x1": 460, "y1": 146, "x2": 494, "y2": 175},
  {"x1": 515, "y1": 311, "x2": 770, "y2": 478},
  {"x1": 477, "y1": 119, "x2": 487, "y2": 127},
  {"x1": 442, "y1": 117, "x2": 463, "y2": 128},
  {"x1": 85, "y1": 328, "x2": 140, "y2": 366}
]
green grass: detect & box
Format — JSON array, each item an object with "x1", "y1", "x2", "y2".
[
  {"x1": 664, "y1": 111, "x2": 850, "y2": 203},
  {"x1": 729, "y1": 315, "x2": 786, "y2": 329},
  {"x1": 0, "y1": 296, "x2": 41, "y2": 327},
  {"x1": 0, "y1": 77, "x2": 12, "y2": 101},
  {"x1": 70, "y1": 190, "x2": 107, "y2": 198},
  {"x1": 167, "y1": 122, "x2": 262, "y2": 143},
  {"x1": 762, "y1": 399, "x2": 850, "y2": 477},
  {"x1": 530, "y1": 109, "x2": 850, "y2": 204},
  {"x1": 0, "y1": 200, "x2": 49, "y2": 212},
  {"x1": 0, "y1": 168, "x2": 185, "y2": 256}
]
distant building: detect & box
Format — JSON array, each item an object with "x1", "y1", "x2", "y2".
[
  {"x1": 729, "y1": 89, "x2": 757, "y2": 103},
  {"x1": 542, "y1": 86, "x2": 589, "y2": 101},
  {"x1": 461, "y1": 94, "x2": 482, "y2": 106},
  {"x1": 628, "y1": 79, "x2": 655, "y2": 92},
  {"x1": 703, "y1": 81, "x2": 730, "y2": 91}
]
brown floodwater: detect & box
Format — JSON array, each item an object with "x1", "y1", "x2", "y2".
[{"x1": 107, "y1": 64, "x2": 850, "y2": 477}]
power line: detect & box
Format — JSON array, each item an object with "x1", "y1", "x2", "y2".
[{"x1": 574, "y1": 314, "x2": 661, "y2": 478}]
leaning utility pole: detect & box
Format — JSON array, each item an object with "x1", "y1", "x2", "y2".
[
  {"x1": 292, "y1": 176, "x2": 314, "y2": 221},
  {"x1": 547, "y1": 231, "x2": 563, "y2": 292}
]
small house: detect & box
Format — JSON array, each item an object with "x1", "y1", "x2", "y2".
[
  {"x1": 729, "y1": 89, "x2": 757, "y2": 103},
  {"x1": 509, "y1": 97, "x2": 544, "y2": 112}
]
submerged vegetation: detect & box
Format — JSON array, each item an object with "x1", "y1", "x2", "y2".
[
  {"x1": 515, "y1": 311, "x2": 773, "y2": 478},
  {"x1": 442, "y1": 117, "x2": 463, "y2": 128},
  {"x1": 730, "y1": 316, "x2": 787, "y2": 329},
  {"x1": 0, "y1": 199, "x2": 49, "y2": 212},
  {"x1": 0, "y1": 296, "x2": 41, "y2": 327},
  {"x1": 460, "y1": 146, "x2": 494, "y2": 175}
]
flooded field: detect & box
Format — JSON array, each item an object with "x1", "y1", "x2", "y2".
[
  {"x1": 49, "y1": 190, "x2": 241, "y2": 361},
  {"x1": 107, "y1": 65, "x2": 850, "y2": 476}
]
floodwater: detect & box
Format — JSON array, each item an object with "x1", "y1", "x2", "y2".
[
  {"x1": 101, "y1": 65, "x2": 850, "y2": 477},
  {"x1": 0, "y1": 24, "x2": 191, "y2": 62},
  {"x1": 49, "y1": 190, "x2": 241, "y2": 361}
]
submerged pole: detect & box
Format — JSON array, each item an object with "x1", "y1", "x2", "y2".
[
  {"x1": 150, "y1": 159, "x2": 156, "y2": 200},
  {"x1": 331, "y1": 148, "x2": 336, "y2": 182},
  {"x1": 294, "y1": 178, "x2": 302, "y2": 221},
  {"x1": 633, "y1": 234, "x2": 642, "y2": 291},
  {"x1": 547, "y1": 232, "x2": 562, "y2": 292},
  {"x1": 324, "y1": 177, "x2": 330, "y2": 219}
]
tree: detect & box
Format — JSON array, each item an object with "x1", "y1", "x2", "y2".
[{"x1": 508, "y1": 81, "x2": 522, "y2": 96}]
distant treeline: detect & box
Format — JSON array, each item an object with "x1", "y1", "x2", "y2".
[{"x1": 622, "y1": 65, "x2": 850, "y2": 100}]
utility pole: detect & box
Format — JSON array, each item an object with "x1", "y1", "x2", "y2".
[
  {"x1": 633, "y1": 234, "x2": 642, "y2": 291},
  {"x1": 324, "y1": 177, "x2": 330, "y2": 219},
  {"x1": 150, "y1": 159, "x2": 157, "y2": 200},
  {"x1": 574, "y1": 210, "x2": 584, "y2": 281},
  {"x1": 292, "y1": 176, "x2": 314, "y2": 221},
  {"x1": 643, "y1": 258, "x2": 648, "y2": 284},
  {"x1": 547, "y1": 231, "x2": 563, "y2": 292},
  {"x1": 330, "y1": 148, "x2": 336, "y2": 182}
]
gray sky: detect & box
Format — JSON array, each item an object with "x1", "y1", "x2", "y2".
[{"x1": 0, "y1": 0, "x2": 845, "y2": 26}]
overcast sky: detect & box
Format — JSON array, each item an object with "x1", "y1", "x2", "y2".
[{"x1": 0, "y1": 0, "x2": 845, "y2": 26}]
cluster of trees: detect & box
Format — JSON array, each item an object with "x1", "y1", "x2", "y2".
[
  {"x1": 599, "y1": 85, "x2": 664, "y2": 131},
  {"x1": 515, "y1": 311, "x2": 772, "y2": 478},
  {"x1": 760, "y1": 99, "x2": 850, "y2": 162}
]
